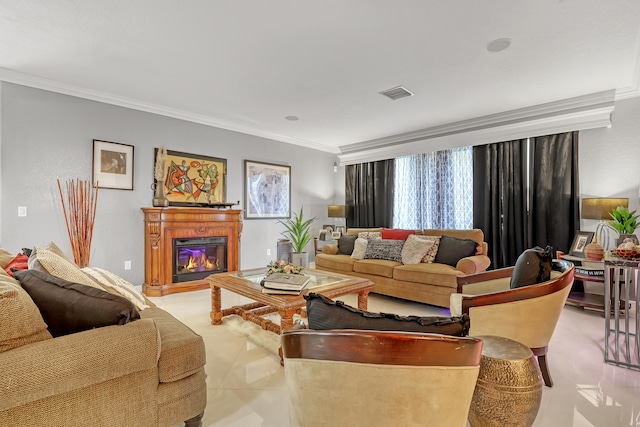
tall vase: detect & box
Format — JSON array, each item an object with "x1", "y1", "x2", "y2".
[
  {"x1": 152, "y1": 182, "x2": 169, "y2": 207},
  {"x1": 291, "y1": 252, "x2": 309, "y2": 268}
]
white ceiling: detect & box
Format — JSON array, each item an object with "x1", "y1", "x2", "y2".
[{"x1": 1, "y1": 0, "x2": 639, "y2": 156}]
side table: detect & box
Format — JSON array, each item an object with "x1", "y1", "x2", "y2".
[
  {"x1": 604, "y1": 261, "x2": 640, "y2": 371},
  {"x1": 561, "y1": 254, "x2": 605, "y2": 310}
]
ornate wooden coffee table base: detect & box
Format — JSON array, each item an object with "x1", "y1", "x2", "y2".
[{"x1": 207, "y1": 268, "x2": 374, "y2": 362}]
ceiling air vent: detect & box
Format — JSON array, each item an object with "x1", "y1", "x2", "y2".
[{"x1": 379, "y1": 86, "x2": 414, "y2": 101}]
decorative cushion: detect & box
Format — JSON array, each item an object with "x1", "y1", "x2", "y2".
[
  {"x1": 0, "y1": 248, "x2": 15, "y2": 269},
  {"x1": 510, "y1": 246, "x2": 553, "y2": 289},
  {"x1": 82, "y1": 267, "x2": 150, "y2": 311},
  {"x1": 28, "y1": 246, "x2": 104, "y2": 290},
  {"x1": 401, "y1": 234, "x2": 436, "y2": 264},
  {"x1": 415, "y1": 235, "x2": 440, "y2": 263},
  {"x1": 358, "y1": 231, "x2": 382, "y2": 240},
  {"x1": 0, "y1": 276, "x2": 52, "y2": 353},
  {"x1": 14, "y1": 269, "x2": 140, "y2": 338},
  {"x1": 305, "y1": 293, "x2": 470, "y2": 336},
  {"x1": 4, "y1": 253, "x2": 29, "y2": 277},
  {"x1": 363, "y1": 239, "x2": 404, "y2": 263},
  {"x1": 350, "y1": 238, "x2": 369, "y2": 259},
  {"x1": 434, "y1": 235, "x2": 478, "y2": 267},
  {"x1": 381, "y1": 228, "x2": 416, "y2": 241},
  {"x1": 45, "y1": 241, "x2": 76, "y2": 265},
  {"x1": 337, "y1": 235, "x2": 358, "y2": 255}
]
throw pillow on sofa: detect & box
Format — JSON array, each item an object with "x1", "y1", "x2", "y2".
[
  {"x1": 381, "y1": 228, "x2": 416, "y2": 241},
  {"x1": 4, "y1": 253, "x2": 29, "y2": 277},
  {"x1": 350, "y1": 238, "x2": 369, "y2": 259},
  {"x1": 401, "y1": 234, "x2": 436, "y2": 264},
  {"x1": 413, "y1": 235, "x2": 440, "y2": 263},
  {"x1": 304, "y1": 292, "x2": 470, "y2": 336},
  {"x1": 82, "y1": 267, "x2": 150, "y2": 311},
  {"x1": 434, "y1": 235, "x2": 478, "y2": 267},
  {"x1": 510, "y1": 246, "x2": 553, "y2": 289},
  {"x1": 0, "y1": 275, "x2": 53, "y2": 353},
  {"x1": 15, "y1": 269, "x2": 140, "y2": 337},
  {"x1": 337, "y1": 235, "x2": 358, "y2": 255},
  {"x1": 363, "y1": 239, "x2": 404, "y2": 263},
  {"x1": 358, "y1": 231, "x2": 382, "y2": 240},
  {"x1": 28, "y1": 246, "x2": 105, "y2": 290}
]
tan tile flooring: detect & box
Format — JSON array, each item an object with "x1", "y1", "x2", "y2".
[{"x1": 150, "y1": 288, "x2": 640, "y2": 427}]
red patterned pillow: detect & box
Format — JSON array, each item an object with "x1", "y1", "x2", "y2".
[
  {"x1": 381, "y1": 228, "x2": 416, "y2": 241},
  {"x1": 4, "y1": 253, "x2": 29, "y2": 277}
]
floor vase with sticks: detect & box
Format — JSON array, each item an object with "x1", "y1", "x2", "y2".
[{"x1": 57, "y1": 179, "x2": 99, "y2": 268}]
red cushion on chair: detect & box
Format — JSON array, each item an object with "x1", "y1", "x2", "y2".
[
  {"x1": 4, "y1": 253, "x2": 29, "y2": 277},
  {"x1": 381, "y1": 228, "x2": 416, "y2": 241}
]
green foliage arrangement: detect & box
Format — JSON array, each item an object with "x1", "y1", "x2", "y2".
[
  {"x1": 278, "y1": 207, "x2": 316, "y2": 253},
  {"x1": 609, "y1": 205, "x2": 640, "y2": 234}
]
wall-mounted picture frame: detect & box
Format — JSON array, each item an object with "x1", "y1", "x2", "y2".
[
  {"x1": 155, "y1": 149, "x2": 227, "y2": 206},
  {"x1": 244, "y1": 160, "x2": 291, "y2": 219},
  {"x1": 569, "y1": 231, "x2": 595, "y2": 257},
  {"x1": 92, "y1": 140, "x2": 134, "y2": 190}
]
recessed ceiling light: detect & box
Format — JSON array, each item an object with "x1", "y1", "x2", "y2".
[
  {"x1": 285, "y1": 115, "x2": 299, "y2": 121},
  {"x1": 486, "y1": 38, "x2": 512, "y2": 53}
]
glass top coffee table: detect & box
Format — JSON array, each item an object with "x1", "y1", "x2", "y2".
[{"x1": 206, "y1": 267, "x2": 373, "y2": 360}]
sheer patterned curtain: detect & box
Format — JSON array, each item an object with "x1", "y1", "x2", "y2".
[{"x1": 393, "y1": 146, "x2": 473, "y2": 229}]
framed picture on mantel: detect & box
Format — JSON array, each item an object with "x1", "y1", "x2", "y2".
[{"x1": 155, "y1": 149, "x2": 227, "y2": 207}]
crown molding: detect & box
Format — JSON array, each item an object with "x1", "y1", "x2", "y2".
[
  {"x1": 0, "y1": 68, "x2": 340, "y2": 154},
  {"x1": 338, "y1": 90, "x2": 615, "y2": 165}
]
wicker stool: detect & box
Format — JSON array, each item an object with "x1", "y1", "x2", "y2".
[{"x1": 468, "y1": 335, "x2": 543, "y2": 427}]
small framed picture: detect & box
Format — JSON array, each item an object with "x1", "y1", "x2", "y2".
[
  {"x1": 92, "y1": 140, "x2": 134, "y2": 190},
  {"x1": 331, "y1": 231, "x2": 342, "y2": 239},
  {"x1": 569, "y1": 231, "x2": 594, "y2": 257}
]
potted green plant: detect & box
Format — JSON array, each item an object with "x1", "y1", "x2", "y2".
[
  {"x1": 278, "y1": 207, "x2": 316, "y2": 267},
  {"x1": 609, "y1": 205, "x2": 640, "y2": 245}
]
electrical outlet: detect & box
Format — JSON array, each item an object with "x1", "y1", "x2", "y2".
[
  {"x1": 124, "y1": 261, "x2": 132, "y2": 270},
  {"x1": 18, "y1": 206, "x2": 27, "y2": 217},
  {"x1": 267, "y1": 249, "x2": 271, "y2": 256}
]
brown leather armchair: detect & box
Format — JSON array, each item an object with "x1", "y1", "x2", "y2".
[
  {"x1": 450, "y1": 260, "x2": 575, "y2": 387},
  {"x1": 281, "y1": 329, "x2": 483, "y2": 427}
]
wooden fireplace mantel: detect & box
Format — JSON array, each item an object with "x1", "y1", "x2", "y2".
[{"x1": 142, "y1": 207, "x2": 243, "y2": 296}]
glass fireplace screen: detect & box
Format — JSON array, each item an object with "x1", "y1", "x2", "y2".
[{"x1": 173, "y1": 236, "x2": 227, "y2": 282}]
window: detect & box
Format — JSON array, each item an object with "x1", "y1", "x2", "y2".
[{"x1": 393, "y1": 146, "x2": 473, "y2": 229}]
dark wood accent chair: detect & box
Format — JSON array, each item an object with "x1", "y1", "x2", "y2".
[
  {"x1": 281, "y1": 329, "x2": 483, "y2": 427},
  {"x1": 453, "y1": 260, "x2": 575, "y2": 387}
]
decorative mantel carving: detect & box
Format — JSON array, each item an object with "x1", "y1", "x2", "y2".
[{"x1": 142, "y1": 207, "x2": 243, "y2": 296}]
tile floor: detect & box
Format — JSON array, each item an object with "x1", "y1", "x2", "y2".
[{"x1": 149, "y1": 288, "x2": 640, "y2": 427}]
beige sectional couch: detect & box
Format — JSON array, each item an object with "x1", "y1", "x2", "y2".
[
  {"x1": 315, "y1": 228, "x2": 491, "y2": 308},
  {"x1": 0, "y1": 246, "x2": 207, "y2": 426}
]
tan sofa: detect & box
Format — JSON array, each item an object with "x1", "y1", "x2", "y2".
[
  {"x1": 0, "y1": 249, "x2": 207, "y2": 427},
  {"x1": 315, "y1": 228, "x2": 491, "y2": 308}
]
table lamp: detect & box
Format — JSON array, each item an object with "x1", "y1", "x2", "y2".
[
  {"x1": 327, "y1": 205, "x2": 347, "y2": 234},
  {"x1": 581, "y1": 197, "x2": 628, "y2": 250}
]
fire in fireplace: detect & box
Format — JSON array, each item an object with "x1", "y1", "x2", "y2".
[{"x1": 173, "y1": 237, "x2": 227, "y2": 282}]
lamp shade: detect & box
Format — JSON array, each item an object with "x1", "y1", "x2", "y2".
[
  {"x1": 327, "y1": 205, "x2": 346, "y2": 218},
  {"x1": 581, "y1": 198, "x2": 628, "y2": 220}
]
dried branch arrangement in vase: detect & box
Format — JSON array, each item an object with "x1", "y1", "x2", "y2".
[{"x1": 57, "y1": 179, "x2": 99, "y2": 268}]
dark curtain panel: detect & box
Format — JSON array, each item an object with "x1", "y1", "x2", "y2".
[
  {"x1": 345, "y1": 160, "x2": 394, "y2": 228},
  {"x1": 473, "y1": 140, "x2": 529, "y2": 269},
  {"x1": 530, "y1": 131, "x2": 580, "y2": 254}
]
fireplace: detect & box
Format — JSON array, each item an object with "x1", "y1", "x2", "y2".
[
  {"x1": 173, "y1": 237, "x2": 227, "y2": 283},
  {"x1": 142, "y1": 207, "x2": 242, "y2": 296}
]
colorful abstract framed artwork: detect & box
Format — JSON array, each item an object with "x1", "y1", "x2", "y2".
[
  {"x1": 244, "y1": 160, "x2": 291, "y2": 219},
  {"x1": 155, "y1": 149, "x2": 227, "y2": 206},
  {"x1": 92, "y1": 140, "x2": 134, "y2": 190}
]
